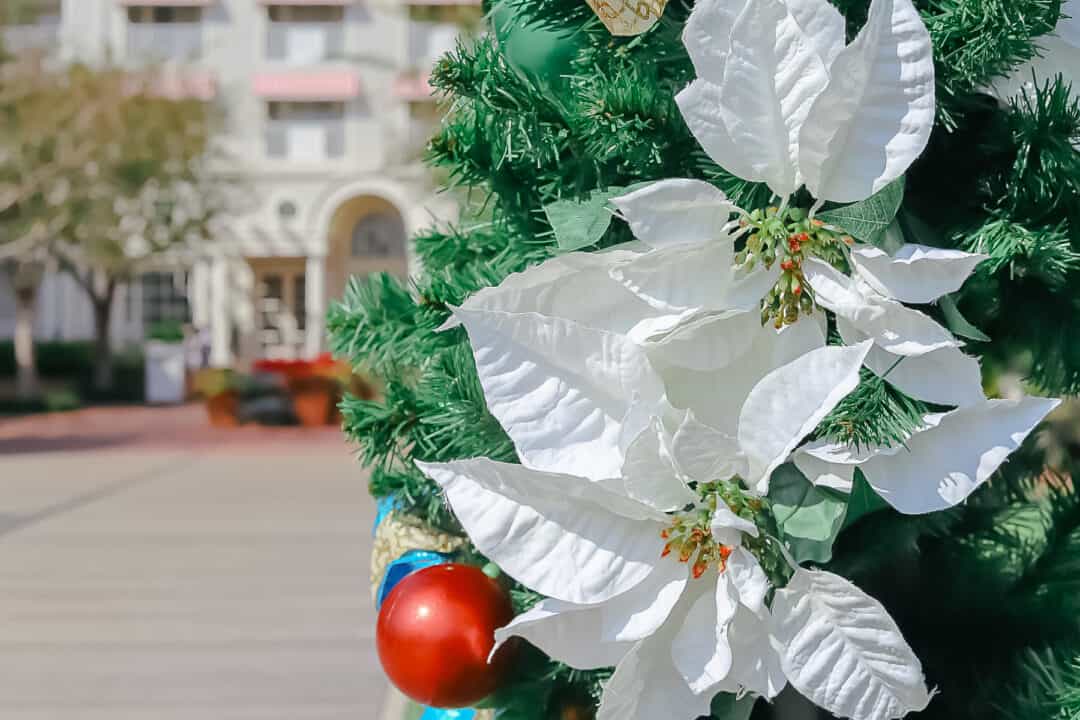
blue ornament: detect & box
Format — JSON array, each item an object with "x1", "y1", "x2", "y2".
[
  {"x1": 373, "y1": 495, "x2": 401, "y2": 536},
  {"x1": 375, "y1": 549, "x2": 453, "y2": 610},
  {"x1": 420, "y1": 707, "x2": 477, "y2": 720}
]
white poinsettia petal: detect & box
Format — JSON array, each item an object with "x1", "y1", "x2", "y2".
[
  {"x1": 771, "y1": 568, "x2": 932, "y2": 720},
  {"x1": 646, "y1": 309, "x2": 763, "y2": 372},
  {"x1": 802, "y1": 257, "x2": 870, "y2": 312},
  {"x1": 786, "y1": 0, "x2": 847, "y2": 65},
  {"x1": 838, "y1": 317, "x2": 986, "y2": 407},
  {"x1": 682, "y1": 0, "x2": 749, "y2": 83},
  {"x1": 453, "y1": 248, "x2": 658, "y2": 337},
  {"x1": 792, "y1": 438, "x2": 876, "y2": 492},
  {"x1": 672, "y1": 579, "x2": 737, "y2": 693},
  {"x1": 610, "y1": 242, "x2": 775, "y2": 317},
  {"x1": 714, "y1": 604, "x2": 788, "y2": 699},
  {"x1": 805, "y1": 259, "x2": 960, "y2": 356},
  {"x1": 798, "y1": 0, "x2": 935, "y2": 203},
  {"x1": 611, "y1": 179, "x2": 737, "y2": 249},
  {"x1": 671, "y1": 410, "x2": 745, "y2": 484},
  {"x1": 712, "y1": 501, "x2": 759, "y2": 546},
  {"x1": 493, "y1": 559, "x2": 689, "y2": 670},
  {"x1": 677, "y1": 0, "x2": 830, "y2": 198},
  {"x1": 494, "y1": 601, "x2": 634, "y2": 671},
  {"x1": 597, "y1": 633, "x2": 714, "y2": 720},
  {"x1": 621, "y1": 419, "x2": 697, "y2": 512},
  {"x1": 851, "y1": 243, "x2": 988, "y2": 304},
  {"x1": 610, "y1": 241, "x2": 734, "y2": 315},
  {"x1": 455, "y1": 307, "x2": 664, "y2": 481},
  {"x1": 726, "y1": 546, "x2": 769, "y2": 614},
  {"x1": 861, "y1": 396, "x2": 1061, "y2": 514},
  {"x1": 866, "y1": 299, "x2": 961, "y2": 355},
  {"x1": 869, "y1": 344, "x2": 985, "y2": 407},
  {"x1": 738, "y1": 341, "x2": 872, "y2": 493},
  {"x1": 417, "y1": 458, "x2": 666, "y2": 605},
  {"x1": 660, "y1": 318, "x2": 826, "y2": 436}
]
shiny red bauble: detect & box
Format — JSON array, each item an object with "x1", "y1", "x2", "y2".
[{"x1": 376, "y1": 563, "x2": 516, "y2": 708}]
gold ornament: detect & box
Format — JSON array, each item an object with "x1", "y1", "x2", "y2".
[
  {"x1": 370, "y1": 511, "x2": 465, "y2": 602},
  {"x1": 585, "y1": 0, "x2": 668, "y2": 36}
]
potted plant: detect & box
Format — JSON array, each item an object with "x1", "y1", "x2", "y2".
[
  {"x1": 143, "y1": 321, "x2": 187, "y2": 405},
  {"x1": 253, "y1": 354, "x2": 344, "y2": 427},
  {"x1": 193, "y1": 368, "x2": 240, "y2": 427}
]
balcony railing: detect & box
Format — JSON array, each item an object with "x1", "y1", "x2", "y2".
[
  {"x1": 1, "y1": 17, "x2": 60, "y2": 53},
  {"x1": 265, "y1": 121, "x2": 346, "y2": 161},
  {"x1": 127, "y1": 23, "x2": 203, "y2": 62},
  {"x1": 266, "y1": 22, "x2": 344, "y2": 64}
]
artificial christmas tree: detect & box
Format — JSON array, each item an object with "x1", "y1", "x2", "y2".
[{"x1": 329, "y1": 0, "x2": 1080, "y2": 717}]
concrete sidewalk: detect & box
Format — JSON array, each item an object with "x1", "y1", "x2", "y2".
[{"x1": 0, "y1": 414, "x2": 384, "y2": 719}]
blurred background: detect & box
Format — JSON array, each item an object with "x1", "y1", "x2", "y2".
[{"x1": 0, "y1": 0, "x2": 475, "y2": 716}]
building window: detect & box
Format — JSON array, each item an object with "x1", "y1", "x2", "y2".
[
  {"x1": 254, "y1": 270, "x2": 305, "y2": 358},
  {"x1": 268, "y1": 6, "x2": 346, "y2": 23},
  {"x1": 126, "y1": 6, "x2": 203, "y2": 61},
  {"x1": 142, "y1": 271, "x2": 191, "y2": 330},
  {"x1": 266, "y1": 5, "x2": 345, "y2": 64},
  {"x1": 351, "y1": 212, "x2": 407, "y2": 259},
  {"x1": 266, "y1": 101, "x2": 346, "y2": 160}
]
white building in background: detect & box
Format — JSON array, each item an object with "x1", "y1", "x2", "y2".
[{"x1": 0, "y1": 0, "x2": 475, "y2": 364}]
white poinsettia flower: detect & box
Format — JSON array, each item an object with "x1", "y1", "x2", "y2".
[
  {"x1": 416, "y1": 339, "x2": 935, "y2": 720},
  {"x1": 449, "y1": 283, "x2": 859, "y2": 491},
  {"x1": 677, "y1": 0, "x2": 935, "y2": 204},
  {"x1": 802, "y1": 247, "x2": 989, "y2": 408},
  {"x1": 609, "y1": 176, "x2": 991, "y2": 409},
  {"x1": 794, "y1": 395, "x2": 1061, "y2": 512},
  {"x1": 418, "y1": 452, "x2": 787, "y2": 720}
]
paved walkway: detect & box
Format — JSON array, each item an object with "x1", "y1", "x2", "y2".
[{"x1": 0, "y1": 406, "x2": 385, "y2": 720}]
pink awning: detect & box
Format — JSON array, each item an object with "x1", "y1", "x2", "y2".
[
  {"x1": 393, "y1": 72, "x2": 436, "y2": 102},
  {"x1": 116, "y1": 0, "x2": 215, "y2": 5},
  {"x1": 253, "y1": 70, "x2": 361, "y2": 101},
  {"x1": 257, "y1": 0, "x2": 354, "y2": 4}
]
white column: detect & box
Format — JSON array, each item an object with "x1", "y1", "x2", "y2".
[
  {"x1": 190, "y1": 258, "x2": 211, "y2": 330},
  {"x1": 304, "y1": 254, "x2": 326, "y2": 358},
  {"x1": 209, "y1": 256, "x2": 231, "y2": 367}
]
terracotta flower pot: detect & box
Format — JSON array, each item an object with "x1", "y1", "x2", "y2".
[
  {"x1": 206, "y1": 390, "x2": 240, "y2": 427},
  {"x1": 288, "y1": 377, "x2": 338, "y2": 427}
]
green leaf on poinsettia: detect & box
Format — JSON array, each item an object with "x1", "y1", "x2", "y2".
[
  {"x1": 768, "y1": 464, "x2": 848, "y2": 564},
  {"x1": 544, "y1": 182, "x2": 652, "y2": 251},
  {"x1": 710, "y1": 691, "x2": 758, "y2": 720},
  {"x1": 544, "y1": 189, "x2": 623, "y2": 252},
  {"x1": 842, "y1": 470, "x2": 891, "y2": 530},
  {"x1": 939, "y1": 294, "x2": 992, "y2": 342},
  {"x1": 817, "y1": 176, "x2": 905, "y2": 248}
]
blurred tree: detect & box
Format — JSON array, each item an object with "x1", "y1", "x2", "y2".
[{"x1": 0, "y1": 54, "x2": 231, "y2": 395}]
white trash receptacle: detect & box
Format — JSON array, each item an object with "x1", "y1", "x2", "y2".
[{"x1": 144, "y1": 340, "x2": 186, "y2": 404}]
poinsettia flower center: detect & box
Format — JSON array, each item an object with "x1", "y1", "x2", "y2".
[
  {"x1": 660, "y1": 484, "x2": 764, "y2": 579},
  {"x1": 660, "y1": 515, "x2": 733, "y2": 579},
  {"x1": 735, "y1": 205, "x2": 853, "y2": 328}
]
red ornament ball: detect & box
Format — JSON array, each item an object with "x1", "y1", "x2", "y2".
[{"x1": 376, "y1": 563, "x2": 516, "y2": 708}]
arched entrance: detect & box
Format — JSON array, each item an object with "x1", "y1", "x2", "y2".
[{"x1": 326, "y1": 195, "x2": 409, "y2": 304}]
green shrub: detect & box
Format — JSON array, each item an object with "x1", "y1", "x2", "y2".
[
  {"x1": 0, "y1": 341, "x2": 144, "y2": 404},
  {"x1": 0, "y1": 340, "x2": 96, "y2": 378},
  {"x1": 146, "y1": 321, "x2": 185, "y2": 343}
]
